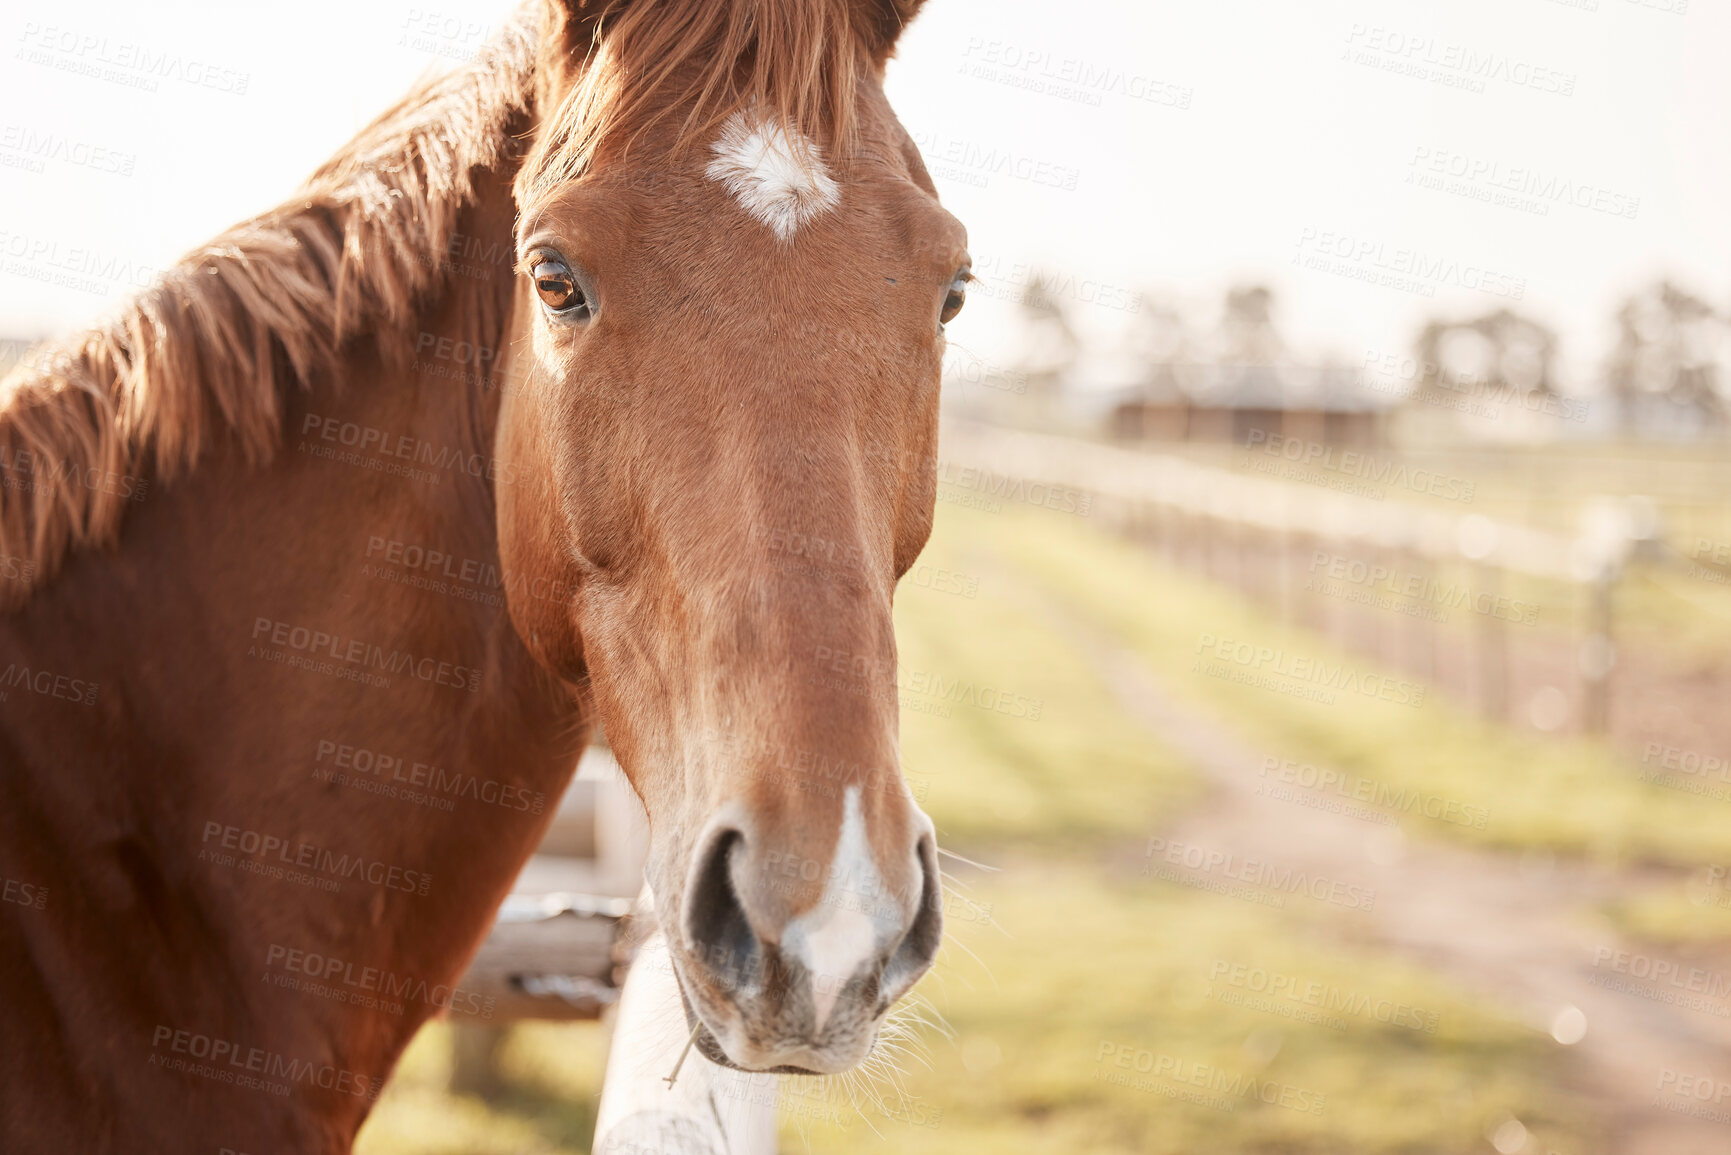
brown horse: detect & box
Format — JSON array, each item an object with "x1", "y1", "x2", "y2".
[{"x1": 0, "y1": 0, "x2": 969, "y2": 1149}]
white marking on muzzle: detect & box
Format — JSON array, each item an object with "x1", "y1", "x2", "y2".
[
  {"x1": 781, "y1": 786, "x2": 900, "y2": 1034},
  {"x1": 705, "y1": 112, "x2": 839, "y2": 242}
]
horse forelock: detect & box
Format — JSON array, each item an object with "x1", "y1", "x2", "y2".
[{"x1": 518, "y1": 0, "x2": 876, "y2": 205}]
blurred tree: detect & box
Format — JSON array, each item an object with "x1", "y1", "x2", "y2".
[
  {"x1": 1125, "y1": 296, "x2": 1195, "y2": 399},
  {"x1": 1412, "y1": 308, "x2": 1558, "y2": 409},
  {"x1": 1211, "y1": 284, "x2": 1285, "y2": 406},
  {"x1": 1219, "y1": 285, "x2": 1283, "y2": 368},
  {"x1": 1604, "y1": 281, "x2": 1725, "y2": 433},
  {"x1": 1012, "y1": 270, "x2": 1080, "y2": 412}
]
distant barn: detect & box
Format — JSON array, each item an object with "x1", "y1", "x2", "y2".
[{"x1": 1107, "y1": 363, "x2": 1388, "y2": 448}]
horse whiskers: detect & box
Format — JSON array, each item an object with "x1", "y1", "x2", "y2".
[
  {"x1": 935, "y1": 845, "x2": 999, "y2": 872},
  {"x1": 881, "y1": 1012, "x2": 948, "y2": 1066},
  {"x1": 934, "y1": 882, "x2": 998, "y2": 924},
  {"x1": 768, "y1": 999, "x2": 934, "y2": 1139},
  {"x1": 881, "y1": 1000, "x2": 942, "y2": 1050},
  {"x1": 934, "y1": 864, "x2": 994, "y2": 900},
  {"x1": 876, "y1": 1034, "x2": 934, "y2": 1074},
  {"x1": 935, "y1": 928, "x2": 999, "y2": 987},
  {"x1": 839, "y1": 1063, "x2": 900, "y2": 1134},
  {"x1": 934, "y1": 866, "x2": 1006, "y2": 934}
]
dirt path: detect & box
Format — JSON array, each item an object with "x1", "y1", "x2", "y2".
[{"x1": 1003, "y1": 561, "x2": 1731, "y2": 1154}]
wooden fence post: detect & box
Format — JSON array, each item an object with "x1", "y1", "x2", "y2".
[
  {"x1": 1278, "y1": 528, "x2": 1298, "y2": 626},
  {"x1": 1581, "y1": 569, "x2": 1616, "y2": 734},
  {"x1": 449, "y1": 1024, "x2": 508, "y2": 1099},
  {"x1": 593, "y1": 932, "x2": 779, "y2": 1155},
  {"x1": 1403, "y1": 548, "x2": 1435, "y2": 685},
  {"x1": 1474, "y1": 562, "x2": 1508, "y2": 722}
]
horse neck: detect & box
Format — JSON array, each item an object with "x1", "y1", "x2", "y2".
[{"x1": 0, "y1": 163, "x2": 585, "y2": 1149}]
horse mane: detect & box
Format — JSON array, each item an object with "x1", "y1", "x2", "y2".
[
  {"x1": 0, "y1": 0, "x2": 884, "y2": 610},
  {"x1": 0, "y1": 10, "x2": 541, "y2": 608},
  {"x1": 521, "y1": 0, "x2": 874, "y2": 202}
]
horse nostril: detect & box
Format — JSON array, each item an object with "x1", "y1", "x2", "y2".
[
  {"x1": 683, "y1": 828, "x2": 762, "y2": 990},
  {"x1": 881, "y1": 835, "x2": 943, "y2": 1000}
]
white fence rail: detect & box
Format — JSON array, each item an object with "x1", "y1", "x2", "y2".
[
  {"x1": 593, "y1": 932, "x2": 779, "y2": 1155},
  {"x1": 940, "y1": 420, "x2": 1663, "y2": 731}
]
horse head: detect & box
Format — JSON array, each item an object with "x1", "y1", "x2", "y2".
[{"x1": 495, "y1": 0, "x2": 968, "y2": 1075}]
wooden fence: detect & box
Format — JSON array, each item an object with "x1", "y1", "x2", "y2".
[
  {"x1": 939, "y1": 420, "x2": 1669, "y2": 733},
  {"x1": 454, "y1": 744, "x2": 779, "y2": 1152}
]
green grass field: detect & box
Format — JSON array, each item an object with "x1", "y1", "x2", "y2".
[
  {"x1": 756, "y1": 863, "x2": 1586, "y2": 1155},
  {"x1": 960, "y1": 502, "x2": 1731, "y2": 867},
  {"x1": 357, "y1": 496, "x2": 1611, "y2": 1154}
]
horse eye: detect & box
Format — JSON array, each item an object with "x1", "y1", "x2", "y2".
[
  {"x1": 532, "y1": 258, "x2": 587, "y2": 317},
  {"x1": 941, "y1": 270, "x2": 969, "y2": 325}
]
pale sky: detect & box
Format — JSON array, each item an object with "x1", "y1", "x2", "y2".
[{"x1": 2, "y1": 0, "x2": 1726, "y2": 397}]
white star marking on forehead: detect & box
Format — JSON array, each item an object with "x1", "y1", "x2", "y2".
[{"x1": 704, "y1": 112, "x2": 840, "y2": 242}]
